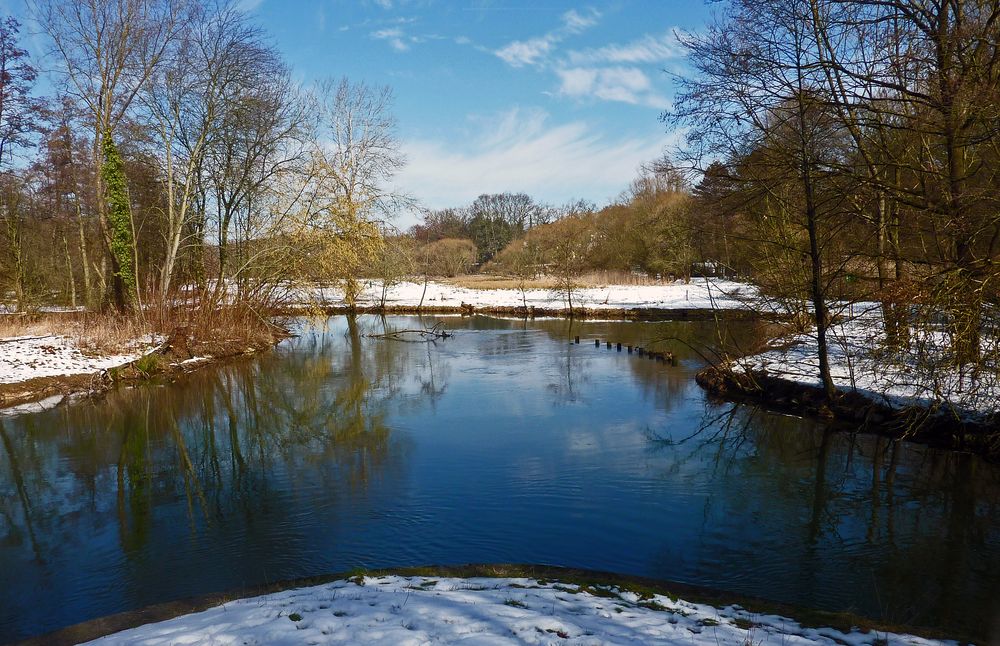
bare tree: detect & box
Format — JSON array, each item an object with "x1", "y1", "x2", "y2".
[
  {"x1": 669, "y1": 0, "x2": 856, "y2": 399},
  {"x1": 0, "y1": 17, "x2": 43, "y2": 168},
  {"x1": 33, "y1": 0, "x2": 192, "y2": 310},
  {"x1": 143, "y1": 3, "x2": 294, "y2": 300}
]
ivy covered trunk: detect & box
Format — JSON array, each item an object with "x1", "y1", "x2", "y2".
[{"x1": 100, "y1": 131, "x2": 138, "y2": 312}]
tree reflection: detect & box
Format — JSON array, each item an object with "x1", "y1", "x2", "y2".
[{"x1": 644, "y1": 402, "x2": 1000, "y2": 638}]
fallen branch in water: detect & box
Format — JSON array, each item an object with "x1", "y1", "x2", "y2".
[{"x1": 366, "y1": 323, "x2": 452, "y2": 342}]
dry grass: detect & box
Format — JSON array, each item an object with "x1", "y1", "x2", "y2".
[
  {"x1": 0, "y1": 305, "x2": 283, "y2": 357},
  {"x1": 440, "y1": 271, "x2": 666, "y2": 291},
  {"x1": 0, "y1": 312, "x2": 154, "y2": 355}
]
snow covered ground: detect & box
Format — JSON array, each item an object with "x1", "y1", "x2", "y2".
[
  {"x1": 0, "y1": 334, "x2": 159, "y2": 385},
  {"x1": 735, "y1": 303, "x2": 1000, "y2": 417},
  {"x1": 82, "y1": 575, "x2": 946, "y2": 646},
  {"x1": 299, "y1": 279, "x2": 758, "y2": 311}
]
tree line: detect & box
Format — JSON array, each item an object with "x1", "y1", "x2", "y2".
[
  {"x1": 0, "y1": 0, "x2": 405, "y2": 316},
  {"x1": 665, "y1": 0, "x2": 1000, "y2": 396}
]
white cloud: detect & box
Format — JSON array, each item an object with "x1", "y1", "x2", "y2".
[
  {"x1": 371, "y1": 27, "x2": 409, "y2": 51},
  {"x1": 561, "y1": 8, "x2": 600, "y2": 33},
  {"x1": 567, "y1": 31, "x2": 685, "y2": 65},
  {"x1": 494, "y1": 8, "x2": 601, "y2": 68},
  {"x1": 495, "y1": 37, "x2": 554, "y2": 68},
  {"x1": 393, "y1": 107, "x2": 667, "y2": 214},
  {"x1": 556, "y1": 66, "x2": 668, "y2": 108}
]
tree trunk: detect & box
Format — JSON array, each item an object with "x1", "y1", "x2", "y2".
[{"x1": 77, "y1": 199, "x2": 93, "y2": 308}]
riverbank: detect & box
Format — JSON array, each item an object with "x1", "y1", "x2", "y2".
[
  {"x1": 19, "y1": 566, "x2": 965, "y2": 645},
  {"x1": 697, "y1": 303, "x2": 1000, "y2": 459},
  {"x1": 292, "y1": 277, "x2": 761, "y2": 314},
  {"x1": 0, "y1": 311, "x2": 288, "y2": 416}
]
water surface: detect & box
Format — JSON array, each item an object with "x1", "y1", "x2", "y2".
[{"x1": 1, "y1": 315, "x2": 998, "y2": 642}]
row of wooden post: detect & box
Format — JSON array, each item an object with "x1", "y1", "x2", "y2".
[{"x1": 573, "y1": 336, "x2": 677, "y2": 365}]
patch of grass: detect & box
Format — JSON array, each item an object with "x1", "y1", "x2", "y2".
[
  {"x1": 504, "y1": 598, "x2": 528, "y2": 609},
  {"x1": 288, "y1": 613, "x2": 303, "y2": 622},
  {"x1": 133, "y1": 352, "x2": 163, "y2": 377},
  {"x1": 578, "y1": 584, "x2": 621, "y2": 600},
  {"x1": 638, "y1": 600, "x2": 670, "y2": 612},
  {"x1": 346, "y1": 566, "x2": 368, "y2": 586},
  {"x1": 699, "y1": 618, "x2": 720, "y2": 627},
  {"x1": 332, "y1": 610, "x2": 348, "y2": 617}
]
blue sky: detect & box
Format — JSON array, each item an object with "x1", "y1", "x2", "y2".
[{"x1": 9, "y1": 0, "x2": 713, "y2": 224}]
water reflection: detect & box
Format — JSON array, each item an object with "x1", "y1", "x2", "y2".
[{"x1": 0, "y1": 315, "x2": 997, "y2": 643}]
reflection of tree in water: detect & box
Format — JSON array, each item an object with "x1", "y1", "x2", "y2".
[
  {"x1": 0, "y1": 418, "x2": 43, "y2": 560},
  {"x1": 0, "y1": 315, "x2": 420, "y2": 560},
  {"x1": 644, "y1": 403, "x2": 1000, "y2": 637}
]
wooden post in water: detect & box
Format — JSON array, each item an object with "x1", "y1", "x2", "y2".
[
  {"x1": 636, "y1": 347, "x2": 644, "y2": 356},
  {"x1": 616, "y1": 343, "x2": 622, "y2": 351},
  {"x1": 574, "y1": 336, "x2": 580, "y2": 344},
  {"x1": 627, "y1": 345, "x2": 633, "y2": 354},
  {"x1": 595, "y1": 339, "x2": 600, "y2": 347},
  {"x1": 606, "y1": 341, "x2": 611, "y2": 349}
]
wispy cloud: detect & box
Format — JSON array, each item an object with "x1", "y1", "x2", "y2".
[
  {"x1": 394, "y1": 107, "x2": 665, "y2": 211},
  {"x1": 494, "y1": 8, "x2": 601, "y2": 68},
  {"x1": 561, "y1": 8, "x2": 600, "y2": 33},
  {"x1": 556, "y1": 66, "x2": 668, "y2": 108},
  {"x1": 372, "y1": 27, "x2": 410, "y2": 51},
  {"x1": 495, "y1": 37, "x2": 554, "y2": 68},
  {"x1": 566, "y1": 31, "x2": 685, "y2": 65}
]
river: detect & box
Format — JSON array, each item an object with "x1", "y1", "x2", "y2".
[{"x1": 0, "y1": 315, "x2": 997, "y2": 643}]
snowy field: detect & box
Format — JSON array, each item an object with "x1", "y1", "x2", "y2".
[
  {"x1": 299, "y1": 279, "x2": 758, "y2": 311},
  {"x1": 81, "y1": 575, "x2": 946, "y2": 646},
  {"x1": 735, "y1": 303, "x2": 1000, "y2": 417},
  {"x1": 0, "y1": 334, "x2": 158, "y2": 385}
]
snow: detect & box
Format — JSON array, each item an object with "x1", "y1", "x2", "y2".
[
  {"x1": 0, "y1": 334, "x2": 160, "y2": 385},
  {"x1": 81, "y1": 575, "x2": 948, "y2": 646},
  {"x1": 734, "y1": 302, "x2": 1000, "y2": 417},
  {"x1": 299, "y1": 279, "x2": 758, "y2": 311}
]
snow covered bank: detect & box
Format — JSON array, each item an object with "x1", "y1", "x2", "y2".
[
  {"x1": 0, "y1": 334, "x2": 159, "y2": 385},
  {"x1": 731, "y1": 303, "x2": 999, "y2": 419},
  {"x1": 81, "y1": 575, "x2": 948, "y2": 646},
  {"x1": 299, "y1": 278, "x2": 759, "y2": 312}
]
